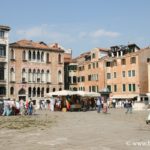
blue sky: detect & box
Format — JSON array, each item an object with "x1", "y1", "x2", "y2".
[{"x1": 0, "y1": 0, "x2": 150, "y2": 57}]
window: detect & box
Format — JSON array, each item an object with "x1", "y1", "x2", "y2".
[
  {"x1": 121, "y1": 59, "x2": 126, "y2": 65},
  {"x1": 130, "y1": 57, "x2": 136, "y2": 64},
  {"x1": 10, "y1": 87, "x2": 14, "y2": 95},
  {"x1": 33, "y1": 51, "x2": 36, "y2": 60},
  {"x1": 46, "y1": 70, "x2": 51, "y2": 83},
  {"x1": 22, "y1": 51, "x2": 26, "y2": 60},
  {"x1": 81, "y1": 76, "x2": 85, "y2": 82},
  {"x1": 128, "y1": 70, "x2": 131, "y2": 77},
  {"x1": 22, "y1": 69, "x2": 26, "y2": 82},
  {"x1": 58, "y1": 54, "x2": 61, "y2": 63},
  {"x1": 37, "y1": 87, "x2": 40, "y2": 97},
  {"x1": 41, "y1": 87, "x2": 44, "y2": 97},
  {"x1": 28, "y1": 87, "x2": 32, "y2": 97},
  {"x1": 88, "y1": 64, "x2": 91, "y2": 69},
  {"x1": 88, "y1": 75, "x2": 91, "y2": 81},
  {"x1": 92, "y1": 53, "x2": 95, "y2": 58},
  {"x1": 58, "y1": 70, "x2": 62, "y2": 83},
  {"x1": 0, "y1": 45, "x2": 6, "y2": 56},
  {"x1": 107, "y1": 85, "x2": 111, "y2": 92},
  {"x1": 0, "y1": 31, "x2": 4, "y2": 38},
  {"x1": 122, "y1": 71, "x2": 125, "y2": 77},
  {"x1": 114, "y1": 72, "x2": 117, "y2": 78},
  {"x1": 106, "y1": 62, "x2": 111, "y2": 67},
  {"x1": 73, "y1": 76, "x2": 77, "y2": 83},
  {"x1": 0, "y1": 66, "x2": 4, "y2": 80},
  {"x1": 0, "y1": 87, "x2": 6, "y2": 95},
  {"x1": 33, "y1": 69, "x2": 36, "y2": 82},
  {"x1": 92, "y1": 86, "x2": 96, "y2": 92},
  {"x1": 46, "y1": 53, "x2": 49, "y2": 63},
  {"x1": 132, "y1": 70, "x2": 135, "y2": 76},
  {"x1": 93, "y1": 63, "x2": 95, "y2": 68},
  {"x1": 133, "y1": 84, "x2": 136, "y2": 91},
  {"x1": 113, "y1": 60, "x2": 117, "y2": 66},
  {"x1": 33, "y1": 87, "x2": 36, "y2": 97},
  {"x1": 28, "y1": 69, "x2": 32, "y2": 82},
  {"x1": 114, "y1": 85, "x2": 117, "y2": 92},
  {"x1": 41, "y1": 52, "x2": 44, "y2": 62},
  {"x1": 96, "y1": 62, "x2": 98, "y2": 68},
  {"x1": 128, "y1": 84, "x2": 132, "y2": 91},
  {"x1": 122, "y1": 84, "x2": 126, "y2": 92},
  {"x1": 107, "y1": 73, "x2": 111, "y2": 79},
  {"x1": 10, "y1": 68, "x2": 15, "y2": 82},
  {"x1": 41, "y1": 70, "x2": 45, "y2": 82},
  {"x1": 37, "y1": 69, "x2": 40, "y2": 82},
  {"x1": 28, "y1": 51, "x2": 31, "y2": 61},
  {"x1": 37, "y1": 51, "x2": 40, "y2": 61},
  {"x1": 46, "y1": 87, "x2": 50, "y2": 93}
]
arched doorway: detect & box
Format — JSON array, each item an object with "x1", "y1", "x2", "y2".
[{"x1": 18, "y1": 88, "x2": 26, "y2": 101}]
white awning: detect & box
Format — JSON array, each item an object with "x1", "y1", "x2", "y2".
[{"x1": 110, "y1": 94, "x2": 139, "y2": 99}]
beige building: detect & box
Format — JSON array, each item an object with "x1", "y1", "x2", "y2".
[
  {"x1": 0, "y1": 25, "x2": 10, "y2": 99},
  {"x1": 9, "y1": 40, "x2": 64, "y2": 103},
  {"x1": 105, "y1": 44, "x2": 150, "y2": 101},
  {"x1": 68, "y1": 48, "x2": 108, "y2": 92},
  {"x1": 68, "y1": 44, "x2": 150, "y2": 103}
]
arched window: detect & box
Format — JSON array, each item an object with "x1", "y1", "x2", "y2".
[
  {"x1": 37, "y1": 87, "x2": 40, "y2": 97},
  {"x1": 46, "y1": 87, "x2": 49, "y2": 93},
  {"x1": 58, "y1": 54, "x2": 61, "y2": 63},
  {"x1": 28, "y1": 87, "x2": 32, "y2": 97},
  {"x1": 11, "y1": 49, "x2": 15, "y2": 59},
  {"x1": 10, "y1": 68, "x2": 15, "y2": 82},
  {"x1": 10, "y1": 87, "x2": 14, "y2": 95},
  {"x1": 33, "y1": 69, "x2": 36, "y2": 82},
  {"x1": 18, "y1": 88, "x2": 26, "y2": 95},
  {"x1": 46, "y1": 53, "x2": 49, "y2": 63},
  {"x1": 46, "y1": 70, "x2": 50, "y2": 82},
  {"x1": 28, "y1": 69, "x2": 32, "y2": 82},
  {"x1": 33, "y1": 87, "x2": 36, "y2": 97},
  {"x1": 33, "y1": 51, "x2": 36, "y2": 60},
  {"x1": 22, "y1": 50, "x2": 26, "y2": 60},
  {"x1": 37, "y1": 51, "x2": 40, "y2": 61},
  {"x1": 53, "y1": 88, "x2": 55, "y2": 92},
  {"x1": 37, "y1": 69, "x2": 40, "y2": 82},
  {"x1": 41, "y1": 87, "x2": 44, "y2": 97},
  {"x1": 41, "y1": 70, "x2": 45, "y2": 82},
  {"x1": 22, "y1": 68, "x2": 26, "y2": 82},
  {"x1": 58, "y1": 70, "x2": 62, "y2": 83},
  {"x1": 59, "y1": 88, "x2": 62, "y2": 91},
  {"x1": 28, "y1": 51, "x2": 31, "y2": 61},
  {"x1": 41, "y1": 52, "x2": 44, "y2": 62}
]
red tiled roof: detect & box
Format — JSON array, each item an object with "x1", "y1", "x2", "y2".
[{"x1": 10, "y1": 40, "x2": 64, "y2": 52}]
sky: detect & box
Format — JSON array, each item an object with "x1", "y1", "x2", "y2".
[{"x1": 0, "y1": 0, "x2": 150, "y2": 57}]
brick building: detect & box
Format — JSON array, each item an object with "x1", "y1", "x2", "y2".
[
  {"x1": 0, "y1": 25, "x2": 10, "y2": 99},
  {"x1": 9, "y1": 40, "x2": 64, "y2": 104}
]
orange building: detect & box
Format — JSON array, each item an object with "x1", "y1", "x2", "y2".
[{"x1": 9, "y1": 40, "x2": 64, "y2": 104}]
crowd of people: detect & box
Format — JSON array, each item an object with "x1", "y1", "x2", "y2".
[
  {"x1": 0, "y1": 99, "x2": 34, "y2": 116},
  {"x1": 0, "y1": 96, "x2": 137, "y2": 116}
]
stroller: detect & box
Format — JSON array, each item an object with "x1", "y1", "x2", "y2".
[{"x1": 146, "y1": 112, "x2": 150, "y2": 124}]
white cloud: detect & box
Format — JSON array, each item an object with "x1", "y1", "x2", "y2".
[{"x1": 90, "y1": 29, "x2": 120, "y2": 38}]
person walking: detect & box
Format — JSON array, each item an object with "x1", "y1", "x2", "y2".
[
  {"x1": 96, "y1": 97, "x2": 102, "y2": 113},
  {"x1": 125, "y1": 100, "x2": 132, "y2": 114}
]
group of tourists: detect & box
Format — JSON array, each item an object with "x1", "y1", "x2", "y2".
[{"x1": 0, "y1": 99, "x2": 34, "y2": 116}]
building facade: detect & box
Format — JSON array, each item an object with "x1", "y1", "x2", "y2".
[
  {"x1": 0, "y1": 25, "x2": 10, "y2": 99},
  {"x1": 105, "y1": 44, "x2": 150, "y2": 101},
  {"x1": 68, "y1": 48, "x2": 108, "y2": 92},
  {"x1": 9, "y1": 40, "x2": 64, "y2": 104}
]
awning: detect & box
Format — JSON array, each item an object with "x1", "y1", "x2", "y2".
[{"x1": 110, "y1": 94, "x2": 139, "y2": 99}]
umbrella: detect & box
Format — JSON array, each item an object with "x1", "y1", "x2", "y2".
[{"x1": 46, "y1": 90, "x2": 75, "y2": 97}]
